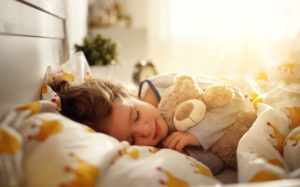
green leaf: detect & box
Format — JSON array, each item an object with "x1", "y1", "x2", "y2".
[{"x1": 74, "y1": 33, "x2": 120, "y2": 66}]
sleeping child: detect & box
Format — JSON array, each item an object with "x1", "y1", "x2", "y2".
[{"x1": 48, "y1": 73, "x2": 256, "y2": 174}]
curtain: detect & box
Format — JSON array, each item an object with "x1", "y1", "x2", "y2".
[{"x1": 146, "y1": 0, "x2": 300, "y2": 76}]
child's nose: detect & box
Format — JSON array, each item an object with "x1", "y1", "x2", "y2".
[{"x1": 132, "y1": 122, "x2": 151, "y2": 138}]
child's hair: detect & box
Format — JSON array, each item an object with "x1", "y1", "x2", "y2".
[{"x1": 49, "y1": 79, "x2": 131, "y2": 131}]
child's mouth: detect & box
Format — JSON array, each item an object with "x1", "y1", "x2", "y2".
[{"x1": 154, "y1": 120, "x2": 161, "y2": 140}]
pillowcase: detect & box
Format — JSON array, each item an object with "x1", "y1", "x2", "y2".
[
  {"x1": 0, "y1": 99, "x2": 122, "y2": 187},
  {"x1": 41, "y1": 51, "x2": 94, "y2": 111},
  {"x1": 43, "y1": 51, "x2": 93, "y2": 86}
]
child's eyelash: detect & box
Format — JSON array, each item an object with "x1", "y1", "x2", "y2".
[
  {"x1": 135, "y1": 110, "x2": 140, "y2": 121},
  {"x1": 131, "y1": 136, "x2": 135, "y2": 144}
]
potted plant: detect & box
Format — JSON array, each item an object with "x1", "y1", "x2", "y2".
[
  {"x1": 75, "y1": 33, "x2": 120, "y2": 66},
  {"x1": 75, "y1": 34, "x2": 120, "y2": 79}
]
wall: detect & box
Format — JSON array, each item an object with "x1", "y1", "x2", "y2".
[{"x1": 65, "y1": 0, "x2": 88, "y2": 56}]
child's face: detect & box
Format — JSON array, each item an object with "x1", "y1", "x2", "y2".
[{"x1": 100, "y1": 96, "x2": 168, "y2": 146}]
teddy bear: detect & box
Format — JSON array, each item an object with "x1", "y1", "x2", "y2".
[
  {"x1": 158, "y1": 75, "x2": 256, "y2": 169},
  {"x1": 158, "y1": 75, "x2": 235, "y2": 131}
]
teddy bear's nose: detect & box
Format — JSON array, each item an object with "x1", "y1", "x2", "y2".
[
  {"x1": 174, "y1": 99, "x2": 207, "y2": 131},
  {"x1": 175, "y1": 102, "x2": 194, "y2": 120}
]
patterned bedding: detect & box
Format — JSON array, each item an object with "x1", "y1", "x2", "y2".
[{"x1": 1, "y1": 52, "x2": 299, "y2": 187}]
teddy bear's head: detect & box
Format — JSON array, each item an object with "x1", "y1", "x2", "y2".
[
  {"x1": 158, "y1": 75, "x2": 204, "y2": 131},
  {"x1": 158, "y1": 75, "x2": 235, "y2": 132}
]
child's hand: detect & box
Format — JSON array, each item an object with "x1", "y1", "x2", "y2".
[{"x1": 162, "y1": 131, "x2": 201, "y2": 153}]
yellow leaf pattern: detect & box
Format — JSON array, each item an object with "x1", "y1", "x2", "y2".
[
  {"x1": 252, "y1": 96, "x2": 263, "y2": 111},
  {"x1": 278, "y1": 62, "x2": 296, "y2": 74},
  {"x1": 119, "y1": 147, "x2": 140, "y2": 159},
  {"x1": 29, "y1": 120, "x2": 63, "y2": 142},
  {"x1": 267, "y1": 122, "x2": 285, "y2": 154},
  {"x1": 16, "y1": 101, "x2": 41, "y2": 116},
  {"x1": 287, "y1": 131, "x2": 300, "y2": 147},
  {"x1": 157, "y1": 167, "x2": 189, "y2": 187},
  {"x1": 149, "y1": 147, "x2": 160, "y2": 154},
  {"x1": 60, "y1": 72, "x2": 75, "y2": 82},
  {"x1": 256, "y1": 70, "x2": 268, "y2": 81},
  {"x1": 256, "y1": 152, "x2": 284, "y2": 169},
  {"x1": 249, "y1": 170, "x2": 279, "y2": 182},
  {"x1": 0, "y1": 128, "x2": 20, "y2": 155},
  {"x1": 287, "y1": 107, "x2": 300, "y2": 129},
  {"x1": 189, "y1": 159, "x2": 213, "y2": 178},
  {"x1": 41, "y1": 84, "x2": 48, "y2": 94},
  {"x1": 61, "y1": 153, "x2": 99, "y2": 187}
]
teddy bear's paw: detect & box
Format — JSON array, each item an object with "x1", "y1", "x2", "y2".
[
  {"x1": 204, "y1": 84, "x2": 235, "y2": 109},
  {"x1": 173, "y1": 99, "x2": 206, "y2": 131}
]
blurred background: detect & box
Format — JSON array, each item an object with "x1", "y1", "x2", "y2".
[{"x1": 65, "y1": 0, "x2": 300, "y2": 87}]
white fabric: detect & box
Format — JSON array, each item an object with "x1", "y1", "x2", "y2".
[{"x1": 237, "y1": 81, "x2": 300, "y2": 182}]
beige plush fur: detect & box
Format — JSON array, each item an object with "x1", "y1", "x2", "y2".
[
  {"x1": 209, "y1": 111, "x2": 257, "y2": 169},
  {"x1": 158, "y1": 75, "x2": 234, "y2": 131},
  {"x1": 158, "y1": 75, "x2": 256, "y2": 168},
  {"x1": 158, "y1": 75, "x2": 204, "y2": 131}
]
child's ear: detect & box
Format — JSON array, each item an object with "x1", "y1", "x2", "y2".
[{"x1": 141, "y1": 88, "x2": 159, "y2": 107}]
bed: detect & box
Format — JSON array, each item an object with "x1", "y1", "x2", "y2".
[{"x1": 1, "y1": 1, "x2": 300, "y2": 187}]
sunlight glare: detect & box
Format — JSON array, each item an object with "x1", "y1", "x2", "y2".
[{"x1": 169, "y1": 0, "x2": 300, "y2": 40}]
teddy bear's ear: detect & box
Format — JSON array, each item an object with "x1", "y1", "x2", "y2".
[
  {"x1": 173, "y1": 99, "x2": 207, "y2": 131},
  {"x1": 175, "y1": 75, "x2": 200, "y2": 90},
  {"x1": 204, "y1": 84, "x2": 235, "y2": 109},
  {"x1": 173, "y1": 75, "x2": 204, "y2": 101}
]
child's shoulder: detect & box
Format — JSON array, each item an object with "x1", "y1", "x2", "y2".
[
  {"x1": 148, "y1": 73, "x2": 178, "y2": 87},
  {"x1": 148, "y1": 73, "x2": 223, "y2": 92}
]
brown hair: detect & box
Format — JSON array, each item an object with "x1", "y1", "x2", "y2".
[{"x1": 49, "y1": 79, "x2": 130, "y2": 131}]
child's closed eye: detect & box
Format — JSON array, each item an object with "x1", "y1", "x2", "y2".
[
  {"x1": 130, "y1": 136, "x2": 135, "y2": 144},
  {"x1": 134, "y1": 108, "x2": 140, "y2": 122}
]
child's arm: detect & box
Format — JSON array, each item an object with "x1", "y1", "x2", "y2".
[{"x1": 161, "y1": 131, "x2": 202, "y2": 153}]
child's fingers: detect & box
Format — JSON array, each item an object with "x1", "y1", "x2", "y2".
[
  {"x1": 164, "y1": 134, "x2": 179, "y2": 149},
  {"x1": 175, "y1": 139, "x2": 187, "y2": 152},
  {"x1": 162, "y1": 133, "x2": 175, "y2": 147},
  {"x1": 168, "y1": 135, "x2": 181, "y2": 151},
  {"x1": 162, "y1": 133, "x2": 181, "y2": 150},
  {"x1": 162, "y1": 132, "x2": 201, "y2": 153},
  {"x1": 161, "y1": 135, "x2": 172, "y2": 147}
]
